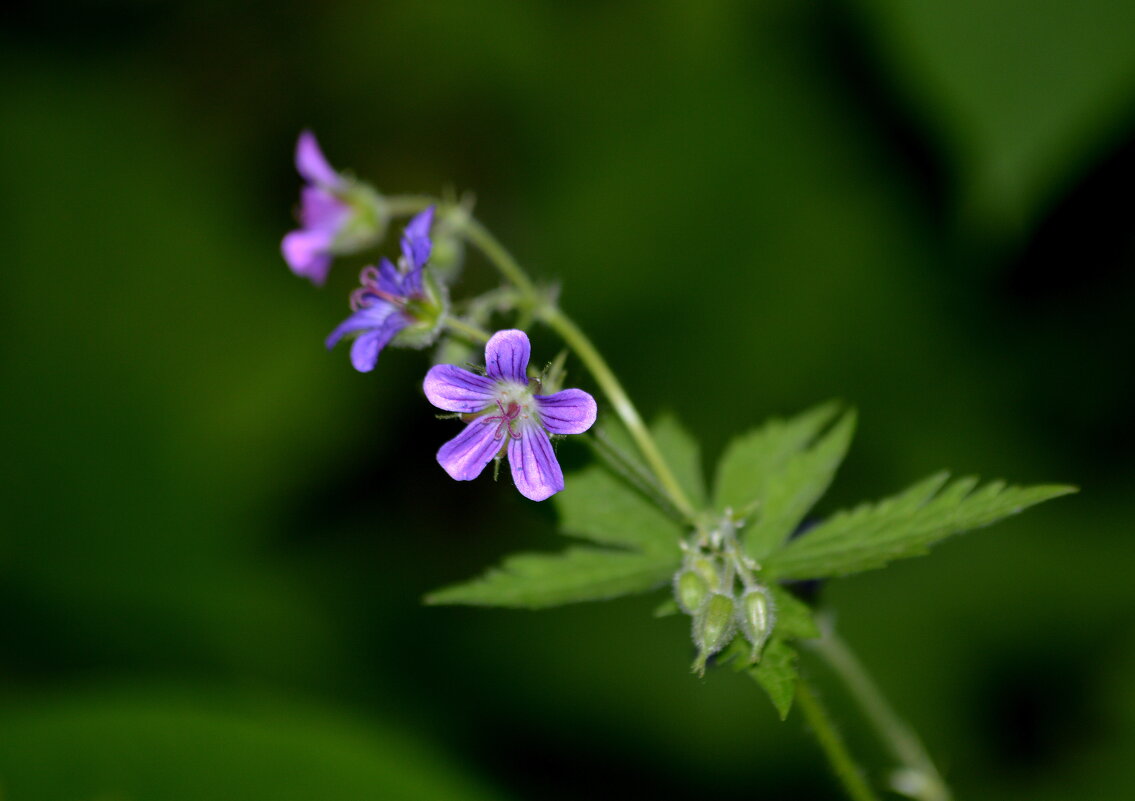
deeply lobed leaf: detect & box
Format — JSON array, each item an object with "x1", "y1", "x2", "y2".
[
  {"x1": 425, "y1": 547, "x2": 681, "y2": 609},
  {"x1": 713, "y1": 403, "x2": 856, "y2": 560},
  {"x1": 764, "y1": 474, "x2": 1077, "y2": 581},
  {"x1": 555, "y1": 465, "x2": 684, "y2": 555}
]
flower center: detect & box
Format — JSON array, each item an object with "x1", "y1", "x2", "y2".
[{"x1": 485, "y1": 399, "x2": 523, "y2": 440}]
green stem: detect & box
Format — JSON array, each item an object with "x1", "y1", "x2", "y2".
[
  {"x1": 383, "y1": 194, "x2": 436, "y2": 218},
  {"x1": 443, "y1": 316, "x2": 491, "y2": 344},
  {"x1": 796, "y1": 677, "x2": 882, "y2": 801},
  {"x1": 458, "y1": 216, "x2": 540, "y2": 300},
  {"x1": 806, "y1": 626, "x2": 953, "y2": 801},
  {"x1": 537, "y1": 304, "x2": 695, "y2": 521}
]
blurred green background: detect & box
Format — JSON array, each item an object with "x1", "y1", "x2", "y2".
[{"x1": 3, "y1": 1, "x2": 1135, "y2": 799}]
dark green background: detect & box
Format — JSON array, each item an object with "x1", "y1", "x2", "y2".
[{"x1": 3, "y1": 1, "x2": 1134, "y2": 799}]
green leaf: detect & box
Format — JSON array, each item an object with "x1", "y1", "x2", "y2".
[
  {"x1": 768, "y1": 585, "x2": 819, "y2": 641},
  {"x1": 765, "y1": 474, "x2": 1077, "y2": 581},
  {"x1": 425, "y1": 547, "x2": 681, "y2": 609},
  {"x1": 590, "y1": 413, "x2": 707, "y2": 516},
  {"x1": 713, "y1": 403, "x2": 856, "y2": 560},
  {"x1": 746, "y1": 410, "x2": 856, "y2": 560},
  {"x1": 650, "y1": 413, "x2": 708, "y2": 509},
  {"x1": 713, "y1": 402, "x2": 841, "y2": 516},
  {"x1": 555, "y1": 465, "x2": 685, "y2": 555},
  {"x1": 749, "y1": 637, "x2": 800, "y2": 720}
]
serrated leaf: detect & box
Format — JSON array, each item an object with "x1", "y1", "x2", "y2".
[
  {"x1": 591, "y1": 413, "x2": 707, "y2": 515},
  {"x1": 555, "y1": 466, "x2": 684, "y2": 554},
  {"x1": 713, "y1": 402, "x2": 841, "y2": 516},
  {"x1": 767, "y1": 585, "x2": 819, "y2": 641},
  {"x1": 749, "y1": 637, "x2": 800, "y2": 720},
  {"x1": 425, "y1": 547, "x2": 680, "y2": 609},
  {"x1": 764, "y1": 475, "x2": 1077, "y2": 581},
  {"x1": 650, "y1": 414, "x2": 708, "y2": 510},
  {"x1": 714, "y1": 405, "x2": 856, "y2": 561}
]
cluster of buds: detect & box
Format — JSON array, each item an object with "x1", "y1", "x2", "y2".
[{"x1": 674, "y1": 515, "x2": 776, "y2": 676}]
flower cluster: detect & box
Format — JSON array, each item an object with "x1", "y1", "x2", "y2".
[{"x1": 284, "y1": 132, "x2": 596, "y2": 500}]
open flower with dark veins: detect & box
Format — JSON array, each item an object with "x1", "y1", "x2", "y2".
[
  {"x1": 325, "y1": 207, "x2": 438, "y2": 372},
  {"x1": 424, "y1": 329, "x2": 597, "y2": 501}
]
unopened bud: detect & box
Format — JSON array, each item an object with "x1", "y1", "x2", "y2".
[
  {"x1": 738, "y1": 585, "x2": 776, "y2": 662},
  {"x1": 674, "y1": 569, "x2": 709, "y2": 615},
  {"x1": 692, "y1": 592, "x2": 737, "y2": 676},
  {"x1": 689, "y1": 555, "x2": 720, "y2": 591}
]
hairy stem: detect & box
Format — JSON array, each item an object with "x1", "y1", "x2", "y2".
[
  {"x1": 443, "y1": 315, "x2": 491, "y2": 344},
  {"x1": 796, "y1": 677, "x2": 882, "y2": 801},
  {"x1": 538, "y1": 305, "x2": 696, "y2": 520},
  {"x1": 806, "y1": 625, "x2": 953, "y2": 801}
]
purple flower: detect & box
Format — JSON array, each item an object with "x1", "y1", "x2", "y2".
[
  {"x1": 325, "y1": 207, "x2": 438, "y2": 372},
  {"x1": 424, "y1": 329, "x2": 597, "y2": 501},
  {"x1": 281, "y1": 130, "x2": 386, "y2": 286}
]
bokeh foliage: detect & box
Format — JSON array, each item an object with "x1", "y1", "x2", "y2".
[{"x1": 2, "y1": 1, "x2": 1134, "y2": 799}]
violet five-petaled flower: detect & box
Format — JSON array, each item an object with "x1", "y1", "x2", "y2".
[
  {"x1": 281, "y1": 131, "x2": 354, "y2": 286},
  {"x1": 325, "y1": 207, "x2": 436, "y2": 372},
  {"x1": 424, "y1": 330, "x2": 598, "y2": 501}
]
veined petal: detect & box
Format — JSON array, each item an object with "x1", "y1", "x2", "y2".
[
  {"x1": 484, "y1": 329, "x2": 531, "y2": 383},
  {"x1": 282, "y1": 228, "x2": 334, "y2": 285},
  {"x1": 376, "y1": 258, "x2": 406, "y2": 296},
  {"x1": 325, "y1": 303, "x2": 399, "y2": 350},
  {"x1": 295, "y1": 130, "x2": 342, "y2": 188},
  {"x1": 400, "y1": 206, "x2": 435, "y2": 270},
  {"x1": 348, "y1": 319, "x2": 405, "y2": 372},
  {"x1": 534, "y1": 389, "x2": 597, "y2": 435},
  {"x1": 437, "y1": 417, "x2": 502, "y2": 481},
  {"x1": 507, "y1": 424, "x2": 564, "y2": 502},
  {"x1": 423, "y1": 365, "x2": 498, "y2": 413}
]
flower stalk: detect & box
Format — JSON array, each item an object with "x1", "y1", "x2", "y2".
[{"x1": 806, "y1": 622, "x2": 954, "y2": 801}]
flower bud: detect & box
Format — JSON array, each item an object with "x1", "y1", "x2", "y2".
[
  {"x1": 689, "y1": 555, "x2": 720, "y2": 591},
  {"x1": 738, "y1": 585, "x2": 776, "y2": 662},
  {"x1": 691, "y1": 592, "x2": 737, "y2": 676},
  {"x1": 673, "y1": 569, "x2": 709, "y2": 615}
]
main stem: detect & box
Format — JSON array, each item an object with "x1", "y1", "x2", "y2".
[
  {"x1": 807, "y1": 627, "x2": 954, "y2": 801},
  {"x1": 795, "y1": 677, "x2": 882, "y2": 801}
]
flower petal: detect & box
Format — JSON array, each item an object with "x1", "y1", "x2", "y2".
[
  {"x1": 400, "y1": 206, "x2": 435, "y2": 270},
  {"x1": 349, "y1": 312, "x2": 408, "y2": 371},
  {"x1": 507, "y1": 424, "x2": 564, "y2": 501},
  {"x1": 423, "y1": 365, "x2": 498, "y2": 413},
  {"x1": 282, "y1": 228, "x2": 334, "y2": 285},
  {"x1": 484, "y1": 329, "x2": 530, "y2": 383},
  {"x1": 437, "y1": 417, "x2": 503, "y2": 481},
  {"x1": 295, "y1": 130, "x2": 342, "y2": 188},
  {"x1": 300, "y1": 186, "x2": 349, "y2": 231},
  {"x1": 325, "y1": 303, "x2": 399, "y2": 350},
  {"x1": 534, "y1": 389, "x2": 598, "y2": 435}
]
